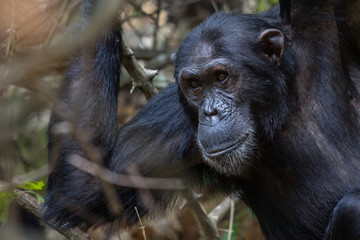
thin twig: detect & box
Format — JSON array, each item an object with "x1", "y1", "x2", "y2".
[
  {"x1": 210, "y1": 0, "x2": 219, "y2": 12},
  {"x1": 152, "y1": 0, "x2": 161, "y2": 50},
  {"x1": 45, "y1": 0, "x2": 70, "y2": 45},
  {"x1": 5, "y1": 0, "x2": 16, "y2": 58},
  {"x1": 227, "y1": 200, "x2": 235, "y2": 240},
  {"x1": 185, "y1": 191, "x2": 220, "y2": 240},
  {"x1": 208, "y1": 198, "x2": 239, "y2": 225},
  {"x1": 135, "y1": 207, "x2": 147, "y2": 240}
]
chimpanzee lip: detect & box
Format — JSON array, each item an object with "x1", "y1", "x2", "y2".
[{"x1": 204, "y1": 133, "x2": 249, "y2": 158}]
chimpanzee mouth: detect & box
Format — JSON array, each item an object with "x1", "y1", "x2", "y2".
[
  {"x1": 198, "y1": 130, "x2": 256, "y2": 176},
  {"x1": 204, "y1": 133, "x2": 249, "y2": 158}
]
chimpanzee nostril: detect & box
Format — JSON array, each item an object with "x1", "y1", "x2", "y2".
[{"x1": 204, "y1": 106, "x2": 218, "y2": 116}]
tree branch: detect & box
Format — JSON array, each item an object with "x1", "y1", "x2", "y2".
[
  {"x1": 0, "y1": 179, "x2": 90, "y2": 240},
  {"x1": 68, "y1": 154, "x2": 186, "y2": 190},
  {"x1": 14, "y1": 189, "x2": 90, "y2": 240},
  {"x1": 122, "y1": 42, "x2": 159, "y2": 100}
]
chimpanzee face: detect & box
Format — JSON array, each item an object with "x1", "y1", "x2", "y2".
[
  {"x1": 177, "y1": 49, "x2": 257, "y2": 176},
  {"x1": 175, "y1": 13, "x2": 285, "y2": 176}
]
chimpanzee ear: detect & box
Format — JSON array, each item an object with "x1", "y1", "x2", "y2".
[{"x1": 259, "y1": 29, "x2": 284, "y2": 62}]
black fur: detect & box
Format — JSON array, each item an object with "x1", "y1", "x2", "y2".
[
  {"x1": 43, "y1": 0, "x2": 122, "y2": 229},
  {"x1": 43, "y1": 1, "x2": 360, "y2": 239},
  {"x1": 279, "y1": 0, "x2": 291, "y2": 24},
  {"x1": 323, "y1": 192, "x2": 360, "y2": 240}
]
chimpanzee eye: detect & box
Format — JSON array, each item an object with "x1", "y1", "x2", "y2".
[
  {"x1": 216, "y1": 72, "x2": 228, "y2": 82},
  {"x1": 189, "y1": 79, "x2": 202, "y2": 89}
]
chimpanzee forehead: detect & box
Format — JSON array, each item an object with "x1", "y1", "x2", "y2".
[
  {"x1": 192, "y1": 42, "x2": 215, "y2": 61},
  {"x1": 174, "y1": 12, "x2": 268, "y2": 78},
  {"x1": 176, "y1": 30, "x2": 248, "y2": 70}
]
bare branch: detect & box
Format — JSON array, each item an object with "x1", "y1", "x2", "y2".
[
  {"x1": 68, "y1": 155, "x2": 186, "y2": 190},
  {"x1": 12, "y1": 166, "x2": 50, "y2": 186},
  {"x1": 122, "y1": 42, "x2": 159, "y2": 100},
  {"x1": 0, "y1": 180, "x2": 89, "y2": 240},
  {"x1": 50, "y1": 118, "x2": 124, "y2": 217},
  {"x1": 14, "y1": 189, "x2": 90, "y2": 240}
]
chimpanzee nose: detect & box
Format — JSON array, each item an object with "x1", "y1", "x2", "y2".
[
  {"x1": 204, "y1": 103, "x2": 218, "y2": 117},
  {"x1": 200, "y1": 97, "x2": 225, "y2": 125}
]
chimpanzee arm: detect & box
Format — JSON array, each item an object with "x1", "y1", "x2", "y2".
[
  {"x1": 47, "y1": 0, "x2": 122, "y2": 158},
  {"x1": 323, "y1": 191, "x2": 360, "y2": 240},
  {"x1": 43, "y1": 0, "x2": 122, "y2": 229},
  {"x1": 106, "y1": 83, "x2": 204, "y2": 223},
  {"x1": 42, "y1": 0, "x2": 204, "y2": 229},
  {"x1": 44, "y1": 81, "x2": 201, "y2": 230},
  {"x1": 110, "y1": 83, "x2": 198, "y2": 173}
]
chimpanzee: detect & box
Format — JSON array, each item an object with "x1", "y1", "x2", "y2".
[{"x1": 43, "y1": 0, "x2": 360, "y2": 239}]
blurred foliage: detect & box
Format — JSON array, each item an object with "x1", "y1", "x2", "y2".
[
  {"x1": 0, "y1": 181, "x2": 44, "y2": 224},
  {"x1": 256, "y1": 0, "x2": 278, "y2": 12},
  {"x1": 0, "y1": 0, "x2": 277, "y2": 239},
  {"x1": 0, "y1": 192, "x2": 16, "y2": 224}
]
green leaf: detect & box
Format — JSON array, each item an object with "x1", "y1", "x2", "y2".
[
  {"x1": 0, "y1": 192, "x2": 16, "y2": 224},
  {"x1": 34, "y1": 193, "x2": 45, "y2": 203},
  {"x1": 19, "y1": 181, "x2": 45, "y2": 191},
  {"x1": 18, "y1": 181, "x2": 45, "y2": 204}
]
